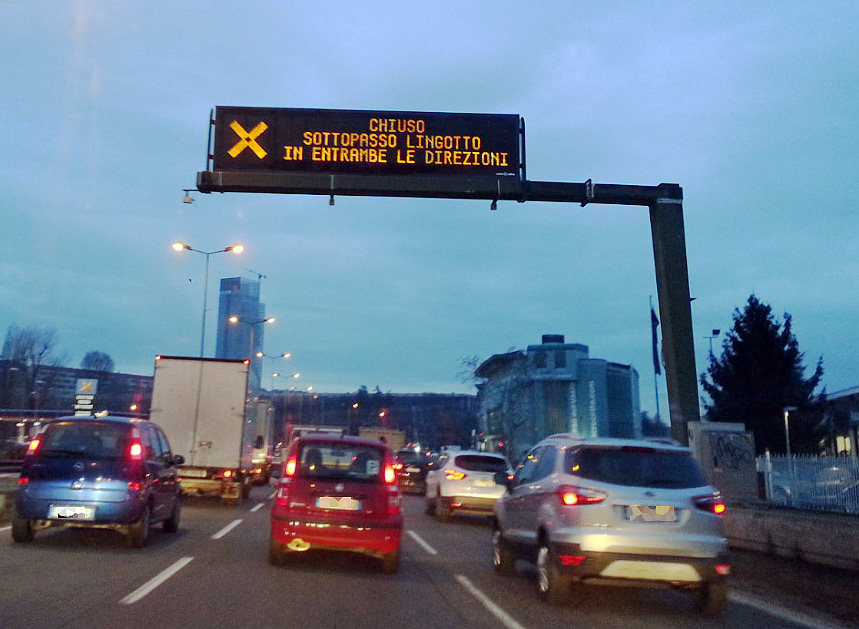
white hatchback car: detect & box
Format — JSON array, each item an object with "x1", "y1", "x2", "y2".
[
  {"x1": 425, "y1": 450, "x2": 512, "y2": 522},
  {"x1": 492, "y1": 435, "x2": 730, "y2": 614}
]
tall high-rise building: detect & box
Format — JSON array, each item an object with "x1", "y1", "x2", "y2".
[{"x1": 216, "y1": 277, "x2": 265, "y2": 388}]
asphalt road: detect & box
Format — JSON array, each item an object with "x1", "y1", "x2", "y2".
[{"x1": 1, "y1": 484, "x2": 857, "y2": 629}]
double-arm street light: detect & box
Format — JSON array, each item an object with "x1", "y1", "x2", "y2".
[
  {"x1": 229, "y1": 316, "x2": 275, "y2": 385},
  {"x1": 172, "y1": 241, "x2": 244, "y2": 356},
  {"x1": 257, "y1": 352, "x2": 294, "y2": 389}
]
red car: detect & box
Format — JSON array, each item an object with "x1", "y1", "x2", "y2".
[{"x1": 269, "y1": 434, "x2": 403, "y2": 573}]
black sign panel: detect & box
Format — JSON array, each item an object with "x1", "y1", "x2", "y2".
[{"x1": 212, "y1": 107, "x2": 521, "y2": 178}]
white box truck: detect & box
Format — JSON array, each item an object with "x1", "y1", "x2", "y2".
[
  {"x1": 250, "y1": 398, "x2": 274, "y2": 484},
  {"x1": 149, "y1": 355, "x2": 254, "y2": 504}
]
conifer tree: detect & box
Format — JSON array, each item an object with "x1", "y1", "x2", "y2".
[{"x1": 700, "y1": 295, "x2": 824, "y2": 454}]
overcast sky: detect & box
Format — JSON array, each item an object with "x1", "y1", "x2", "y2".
[{"x1": 2, "y1": 1, "x2": 858, "y2": 417}]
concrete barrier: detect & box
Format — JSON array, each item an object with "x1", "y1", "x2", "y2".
[{"x1": 725, "y1": 503, "x2": 859, "y2": 571}]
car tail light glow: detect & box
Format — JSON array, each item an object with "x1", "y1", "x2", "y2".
[
  {"x1": 384, "y1": 464, "x2": 397, "y2": 485},
  {"x1": 284, "y1": 453, "x2": 298, "y2": 477},
  {"x1": 559, "y1": 555, "x2": 587, "y2": 566},
  {"x1": 445, "y1": 470, "x2": 466, "y2": 481},
  {"x1": 26, "y1": 438, "x2": 41, "y2": 456},
  {"x1": 692, "y1": 494, "x2": 727, "y2": 515},
  {"x1": 128, "y1": 481, "x2": 142, "y2": 491},
  {"x1": 715, "y1": 564, "x2": 731, "y2": 575},
  {"x1": 128, "y1": 428, "x2": 144, "y2": 461},
  {"x1": 558, "y1": 485, "x2": 607, "y2": 506},
  {"x1": 223, "y1": 469, "x2": 233, "y2": 478},
  {"x1": 17, "y1": 477, "x2": 29, "y2": 485}
]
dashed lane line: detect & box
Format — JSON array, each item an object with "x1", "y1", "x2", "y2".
[
  {"x1": 211, "y1": 518, "x2": 243, "y2": 540},
  {"x1": 119, "y1": 556, "x2": 194, "y2": 605}
]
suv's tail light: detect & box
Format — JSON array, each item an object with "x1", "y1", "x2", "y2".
[
  {"x1": 557, "y1": 485, "x2": 607, "y2": 506},
  {"x1": 445, "y1": 470, "x2": 466, "y2": 481},
  {"x1": 692, "y1": 494, "x2": 727, "y2": 515}
]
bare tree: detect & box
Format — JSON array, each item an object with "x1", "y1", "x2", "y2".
[
  {"x1": 81, "y1": 351, "x2": 115, "y2": 373},
  {"x1": 1, "y1": 324, "x2": 66, "y2": 409}
]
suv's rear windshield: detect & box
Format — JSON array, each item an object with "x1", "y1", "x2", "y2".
[
  {"x1": 567, "y1": 446, "x2": 709, "y2": 489},
  {"x1": 298, "y1": 442, "x2": 385, "y2": 482},
  {"x1": 454, "y1": 454, "x2": 508, "y2": 473},
  {"x1": 39, "y1": 421, "x2": 130, "y2": 461}
]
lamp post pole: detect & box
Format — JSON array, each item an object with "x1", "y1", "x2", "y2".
[
  {"x1": 172, "y1": 241, "x2": 244, "y2": 357},
  {"x1": 229, "y1": 316, "x2": 275, "y2": 387}
]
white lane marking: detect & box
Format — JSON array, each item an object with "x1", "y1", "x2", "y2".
[
  {"x1": 406, "y1": 530, "x2": 438, "y2": 556},
  {"x1": 0, "y1": 525, "x2": 10, "y2": 532},
  {"x1": 455, "y1": 575, "x2": 528, "y2": 629},
  {"x1": 730, "y1": 591, "x2": 847, "y2": 629},
  {"x1": 212, "y1": 518, "x2": 243, "y2": 539},
  {"x1": 250, "y1": 502, "x2": 264, "y2": 513},
  {"x1": 267, "y1": 490, "x2": 276, "y2": 500},
  {"x1": 119, "y1": 556, "x2": 194, "y2": 605}
]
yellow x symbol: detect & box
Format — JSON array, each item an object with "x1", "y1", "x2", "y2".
[{"x1": 227, "y1": 120, "x2": 268, "y2": 159}]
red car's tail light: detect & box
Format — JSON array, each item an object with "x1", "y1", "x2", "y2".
[
  {"x1": 445, "y1": 470, "x2": 466, "y2": 481},
  {"x1": 692, "y1": 494, "x2": 727, "y2": 515},
  {"x1": 384, "y1": 464, "x2": 397, "y2": 485},
  {"x1": 128, "y1": 481, "x2": 142, "y2": 492},
  {"x1": 275, "y1": 480, "x2": 291, "y2": 506},
  {"x1": 387, "y1": 487, "x2": 401, "y2": 515},
  {"x1": 557, "y1": 485, "x2": 607, "y2": 506},
  {"x1": 17, "y1": 477, "x2": 29, "y2": 485},
  {"x1": 284, "y1": 453, "x2": 298, "y2": 477}
]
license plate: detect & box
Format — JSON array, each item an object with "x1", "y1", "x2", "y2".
[
  {"x1": 627, "y1": 505, "x2": 676, "y2": 522},
  {"x1": 406, "y1": 466, "x2": 421, "y2": 473},
  {"x1": 180, "y1": 469, "x2": 208, "y2": 478},
  {"x1": 49, "y1": 505, "x2": 95, "y2": 520},
  {"x1": 474, "y1": 478, "x2": 496, "y2": 488},
  {"x1": 316, "y1": 496, "x2": 360, "y2": 510}
]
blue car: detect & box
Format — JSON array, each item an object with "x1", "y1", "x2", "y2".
[{"x1": 13, "y1": 415, "x2": 184, "y2": 547}]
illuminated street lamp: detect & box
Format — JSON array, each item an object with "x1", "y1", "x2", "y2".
[
  {"x1": 272, "y1": 371, "x2": 301, "y2": 390},
  {"x1": 229, "y1": 316, "x2": 275, "y2": 384},
  {"x1": 172, "y1": 241, "x2": 244, "y2": 356}
]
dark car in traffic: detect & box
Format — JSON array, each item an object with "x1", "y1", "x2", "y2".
[
  {"x1": 13, "y1": 415, "x2": 184, "y2": 547},
  {"x1": 393, "y1": 449, "x2": 432, "y2": 494}
]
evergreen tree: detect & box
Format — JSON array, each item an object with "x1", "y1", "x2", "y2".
[{"x1": 700, "y1": 295, "x2": 824, "y2": 454}]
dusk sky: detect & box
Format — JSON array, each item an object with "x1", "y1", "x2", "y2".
[{"x1": 2, "y1": 2, "x2": 858, "y2": 418}]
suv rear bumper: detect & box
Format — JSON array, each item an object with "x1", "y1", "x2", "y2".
[
  {"x1": 551, "y1": 541, "x2": 731, "y2": 586},
  {"x1": 441, "y1": 495, "x2": 498, "y2": 515}
]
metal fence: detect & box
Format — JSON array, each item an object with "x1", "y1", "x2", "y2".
[{"x1": 758, "y1": 452, "x2": 859, "y2": 514}]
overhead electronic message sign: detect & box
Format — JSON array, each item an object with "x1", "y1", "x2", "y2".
[{"x1": 212, "y1": 106, "x2": 522, "y2": 179}]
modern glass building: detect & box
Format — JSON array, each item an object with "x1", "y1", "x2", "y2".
[{"x1": 215, "y1": 277, "x2": 266, "y2": 389}]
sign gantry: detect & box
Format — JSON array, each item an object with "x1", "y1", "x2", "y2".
[{"x1": 195, "y1": 106, "x2": 700, "y2": 444}]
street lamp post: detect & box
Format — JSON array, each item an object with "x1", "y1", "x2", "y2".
[
  {"x1": 783, "y1": 406, "x2": 798, "y2": 457},
  {"x1": 705, "y1": 329, "x2": 721, "y2": 355},
  {"x1": 229, "y1": 316, "x2": 275, "y2": 387},
  {"x1": 172, "y1": 241, "x2": 244, "y2": 357},
  {"x1": 258, "y1": 352, "x2": 293, "y2": 389}
]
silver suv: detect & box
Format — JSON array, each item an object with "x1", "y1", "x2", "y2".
[{"x1": 491, "y1": 435, "x2": 730, "y2": 615}]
